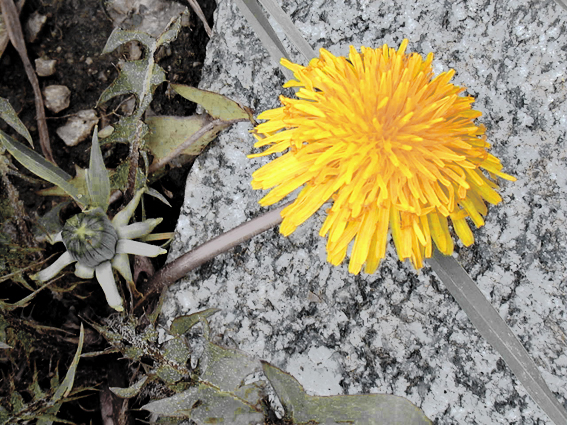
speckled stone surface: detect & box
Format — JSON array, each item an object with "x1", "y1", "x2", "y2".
[{"x1": 161, "y1": 0, "x2": 567, "y2": 423}]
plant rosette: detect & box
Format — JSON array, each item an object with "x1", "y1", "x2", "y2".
[{"x1": 32, "y1": 189, "x2": 166, "y2": 311}]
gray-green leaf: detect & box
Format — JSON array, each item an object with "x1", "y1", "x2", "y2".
[
  {"x1": 110, "y1": 375, "x2": 149, "y2": 399},
  {"x1": 0, "y1": 130, "x2": 84, "y2": 206},
  {"x1": 170, "y1": 84, "x2": 254, "y2": 122},
  {"x1": 0, "y1": 97, "x2": 33, "y2": 146},
  {"x1": 169, "y1": 308, "x2": 220, "y2": 336},
  {"x1": 201, "y1": 341, "x2": 262, "y2": 392},
  {"x1": 142, "y1": 383, "x2": 264, "y2": 424},
  {"x1": 86, "y1": 127, "x2": 110, "y2": 211},
  {"x1": 263, "y1": 362, "x2": 432, "y2": 425}
]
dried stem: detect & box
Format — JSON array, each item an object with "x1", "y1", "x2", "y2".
[
  {"x1": 187, "y1": 0, "x2": 213, "y2": 37},
  {"x1": 141, "y1": 202, "x2": 290, "y2": 297}
]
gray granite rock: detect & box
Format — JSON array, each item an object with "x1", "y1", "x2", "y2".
[{"x1": 162, "y1": 0, "x2": 567, "y2": 423}]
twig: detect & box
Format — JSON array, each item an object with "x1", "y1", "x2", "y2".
[
  {"x1": 141, "y1": 203, "x2": 289, "y2": 297},
  {"x1": 0, "y1": 0, "x2": 54, "y2": 163},
  {"x1": 0, "y1": 0, "x2": 23, "y2": 57}
]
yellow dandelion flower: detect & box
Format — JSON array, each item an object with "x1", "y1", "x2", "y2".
[{"x1": 250, "y1": 39, "x2": 515, "y2": 274}]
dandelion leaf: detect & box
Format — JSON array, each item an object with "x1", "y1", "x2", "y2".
[
  {"x1": 98, "y1": 13, "x2": 185, "y2": 114},
  {"x1": 146, "y1": 115, "x2": 229, "y2": 160},
  {"x1": 0, "y1": 130, "x2": 83, "y2": 205},
  {"x1": 142, "y1": 383, "x2": 264, "y2": 424},
  {"x1": 86, "y1": 127, "x2": 110, "y2": 211},
  {"x1": 39, "y1": 161, "x2": 145, "y2": 200},
  {"x1": 110, "y1": 375, "x2": 149, "y2": 399},
  {"x1": 0, "y1": 97, "x2": 32, "y2": 146},
  {"x1": 37, "y1": 166, "x2": 87, "y2": 198},
  {"x1": 32, "y1": 200, "x2": 70, "y2": 244},
  {"x1": 101, "y1": 28, "x2": 156, "y2": 55},
  {"x1": 163, "y1": 336, "x2": 190, "y2": 364},
  {"x1": 156, "y1": 337, "x2": 190, "y2": 384},
  {"x1": 263, "y1": 361, "x2": 432, "y2": 425},
  {"x1": 101, "y1": 116, "x2": 149, "y2": 146},
  {"x1": 169, "y1": 308, "x2": 220, "y2": 335},
  {"x1": 52, "y1": 324, "x2": 84, "y2": 400},
  {"x1": 201, "y1": 340, "x2": 262, "y2": 392},
  {"x1": 171, "y1": 84, "x2": 254, "y2": 122},
  {"x1": 97, "y1": 61, "x2": 165, "y2": 112}
]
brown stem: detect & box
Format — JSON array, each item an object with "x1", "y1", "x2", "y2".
[
  {"x1": 141, "y1": 202, "x2": 290, "y2": 297},
  {"x1": 0, "y1": 0, "x2": 54, "y2": 163}
]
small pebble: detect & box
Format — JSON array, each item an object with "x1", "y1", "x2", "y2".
[
  {"x1": 26, "y1": 12, "x2": 47, "y2": 43},
  {"x1": 56, "y1": 110, "x2": 99, "y2": 146},
  {"x1": 98, "y1": 125, "x2": 114, "y2": 138},
  {"x1": 35, "y1": 58, "x2": 57, "y2": 76},
  {"x1": 43, "y1": 85, "x2": 71, "y2": 113}
]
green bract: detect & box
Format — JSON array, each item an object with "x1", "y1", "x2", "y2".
[
  {"x1": 32, "y1": 190, "x2": 166, "y2": 311},
  {"x1": 62, "y1": 208, "x2": 118, "y2": 268},
  {"x1": 28, "y1": 126, "x2": 167, "y2": 311}
]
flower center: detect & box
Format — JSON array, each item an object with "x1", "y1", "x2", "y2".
[{"x1": 61, "y1": 208, "x2": 118, "y2": 268}]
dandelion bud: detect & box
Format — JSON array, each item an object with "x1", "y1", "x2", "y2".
[{"x1": 61, "y1": 208, "x2": 118, "y2": 268}]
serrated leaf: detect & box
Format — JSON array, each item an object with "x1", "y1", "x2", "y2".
[
  {"x1": 0, "y1": 97, "x2": 32, "y2": 146},
  {"x1": 97, "y1": 61, "x2": 165, "y2": 112},
  {"x1": 156, "y1": 364, "x2": 184, "y2": 384},
  {"x1": 110, "y1": 375, "x2": 149, "y2": 399},
  {"x1": 86, "y1": 127, "x2": 110, "y2": 211},
  {"x1": 0, "y1": 281, "x2": 54, "y2": 312},
  {"x1": 142, "y1": 383, "x2": 264, "y2": 424},
  {"x1": 156, "y1": 10, "x2": 185, "y2": 47},
  {"x1": 0, "y1": 130, "x2": 84, "y2": 206},
  {"x1": 29, "y1": 365, "x2": 47, "y2": 401},
  {"x1": 156, "y1": 337, "x2": 190, "y2": 384},
  {"x1": 123, "y1": 346, "x2": 144, "y2": 362},
  {"x1": 263, "y1": 362, "x2": 432, "y2": 425},
  {"x1": 102, "y1": 27, "x2": 156, "y2": 55},
  {"x1": 146, "y1": 115, "x2": 228, "y2": 161},
  {"x1": 101, "y1": 116, "x2": 149, "y2": 146},
  {"x1": 170, "y1": 308, "x2": 220, "y2": 336},
  {"x1": 201, "y1": 341, "x2": 262, "y2": 392},
  {"x1": 171, "y1": 84, "x2": 254, "y2": 121},
  {"x1": 33, "y1": 200, "x2": 70, "y2": 243},
  {"x1": 163, "y1": 337, "x2": 190, "y2": 364}
]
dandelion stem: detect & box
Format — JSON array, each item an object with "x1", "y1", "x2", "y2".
[{"x1": 142, "y1": 202, "x2": 290, "y2": 296}]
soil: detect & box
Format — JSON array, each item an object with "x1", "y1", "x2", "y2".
[{"x1": 0, "y1": 0, "x2": 217, "y2": 423}]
